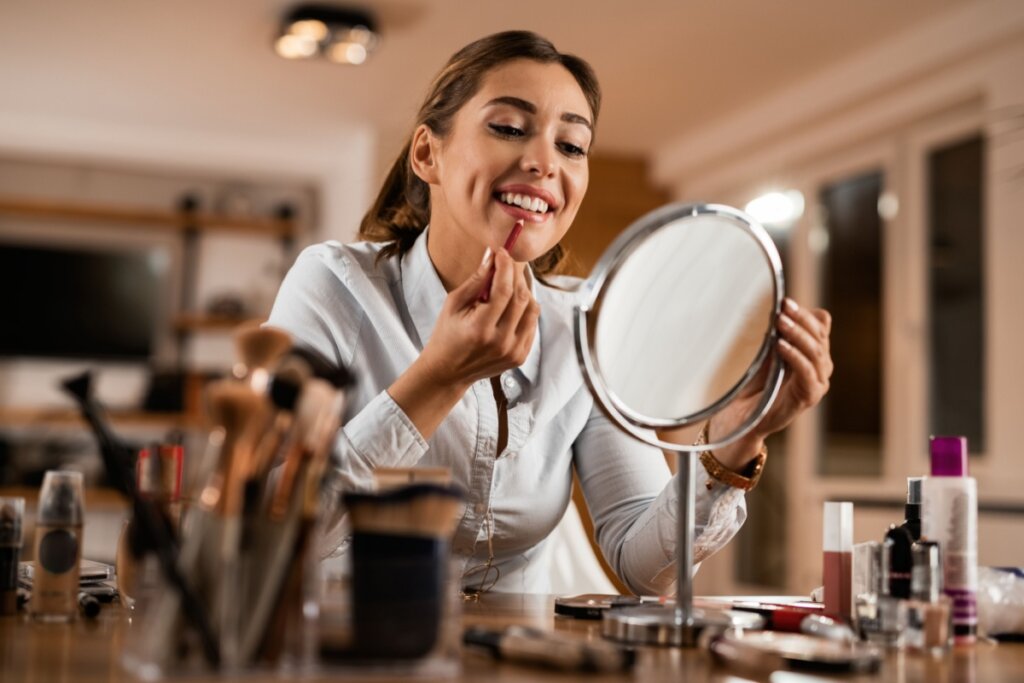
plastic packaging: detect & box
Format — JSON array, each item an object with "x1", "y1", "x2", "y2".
[{"x1": 977, "y1": 567, "x2": 1024, "y2": 639}]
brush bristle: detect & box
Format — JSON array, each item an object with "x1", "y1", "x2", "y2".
[
  {"x1": 235, "y1": 323, "x2": 293, "y2": 374},
  {"x1": 206, "y1": 380, "x2": 267, "y2": 436},
  {"x1": 60, "y1": 371, "x2": 93, "y2": 402},
  {"x1": 288, "y1": 345, "x2": 355, "y2": 389},
  {"x1": 268, "y1": 356, "x2": 310, "y2": 412},
  {"x1": 345, "y1": 485, "x2": 465, "y2": 539}
]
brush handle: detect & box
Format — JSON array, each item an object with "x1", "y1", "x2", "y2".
[
  {"x1": 64, "y1": 387, "x2": 220, "y2": 668},
  {"x1": 134, "y1": 492, "x2": 222, "y2": 667},
  {"x1": 270, "y1": 440, "x2": 303, "y2": 520}
]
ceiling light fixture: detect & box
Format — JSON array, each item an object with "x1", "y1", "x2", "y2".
[{"x1": 275, "y1": 4, "x2": 378, "y2": 65}]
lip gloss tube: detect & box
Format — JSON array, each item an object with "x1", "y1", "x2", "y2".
[
  {"x1": 823, "y1": 501, "x2": 853, "y2": 620},
  {"x1": 479, "y1": 221, "x2": 524, "y2": 303}
]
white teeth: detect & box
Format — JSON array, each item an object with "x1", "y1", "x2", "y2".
[{"x1": 498, "y1": 192, "x2": 550, "y2": 214}]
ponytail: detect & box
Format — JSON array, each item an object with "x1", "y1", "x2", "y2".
[{"x1": 358, "y1": 142, "x2": 430, "y2": 263}]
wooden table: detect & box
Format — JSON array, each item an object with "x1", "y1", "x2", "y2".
[{"x1": 0, "y1": 593, "x2": 1019, "y2": 682}]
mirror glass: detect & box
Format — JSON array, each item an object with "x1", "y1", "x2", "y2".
[{"x1": 577, "y1": 204, "x2": 783, "y2": 443}]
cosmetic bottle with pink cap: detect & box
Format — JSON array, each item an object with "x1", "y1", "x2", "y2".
[{"x1": 921, "y1": 436, "x2": 978, "y2": 644}]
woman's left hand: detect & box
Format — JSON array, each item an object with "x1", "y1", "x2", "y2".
[{"x1": 710, "y1": 297, "x2": 833, "y2": 471}]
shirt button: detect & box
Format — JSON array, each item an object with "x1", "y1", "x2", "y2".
[{"x1": 504, "y1": 377, "x2": 515, "y2": 389}]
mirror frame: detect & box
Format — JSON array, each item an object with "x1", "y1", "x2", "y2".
[{"x1": 573, "y1": 203, "x2": 786, "y2": 453}]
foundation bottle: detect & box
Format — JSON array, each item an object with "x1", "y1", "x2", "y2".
[
  {"x1": 906, "y1": 540, "x2": 951, "y2": 656},
  {"x1": 30, "y1": 471, "x2": 84, "y2": 621},
  {"x1": 855, "y1": 539, "x2": 907, "y2": 647}
]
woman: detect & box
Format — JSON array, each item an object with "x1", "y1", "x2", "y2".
[{"x1": 268, "y1": 31, "x2": 833, "y2": 595}]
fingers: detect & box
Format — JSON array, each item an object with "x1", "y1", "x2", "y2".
[
  {"x1": 445, "y1": 249, "x2": 536, "y2": 374},
  {"x1": 774, "y1": 298, "x2": 833, "y2": 408},
  {"x1": 449, "y1": 247, "x2": 496, "y2": 309},
  {"x1": 496, "y1": 261, "x2": 531, "y2": 330},
  {"x1": 777, "y1": 337, "x2": 828, "y2": 406},
  {"x1": 784, "y1": 298, "x2": 829, "y2": 344},
  {"x1": 476, "y1": 249, "x2": 517, "y2": 328},
  {"x1": 778, "y1": 299, "x2": 833, "y2": 383}
]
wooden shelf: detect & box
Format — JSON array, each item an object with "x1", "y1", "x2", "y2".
[
  {"x1": 0, "y1": 407, "x2": 203, "y2": 430},
  {"x1": 0, "y1": 196, "x2": 295, "y2": 238},
  {"x1": 0, "y1": 485, "x2": 129, "y2": 510}
]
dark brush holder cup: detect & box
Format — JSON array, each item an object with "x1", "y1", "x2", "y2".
[
  {"x1": 333, "y1": 484, "x2": 464, "y2": 669},
  {"x1": 350, "y1": 532, "x2": 448, "y2": 659}
]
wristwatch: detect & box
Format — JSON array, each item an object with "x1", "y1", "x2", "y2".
[{"x1": 695, "y1": 422, "x2": 767, "y2": 491}]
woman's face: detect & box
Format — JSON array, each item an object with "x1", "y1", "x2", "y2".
[{"x1": 423, "y1": 58, "x2": 593, "y2": 263}]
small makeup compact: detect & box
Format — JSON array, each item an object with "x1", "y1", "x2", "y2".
[{"x1": 708, "y1": 630, "x2": 883, "y2": 674}]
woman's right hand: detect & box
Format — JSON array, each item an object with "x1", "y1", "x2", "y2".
[
  {"x1": 387, "y1": 248, "x2": 539, "y2": 441},
  {"x1": 418, "y1": 248, "x2": 540, "y2": 389}
]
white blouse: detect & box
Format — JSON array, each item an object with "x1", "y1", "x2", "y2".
[{"x1": 267, "y1": 229, "x2": 747, "y2": 595}]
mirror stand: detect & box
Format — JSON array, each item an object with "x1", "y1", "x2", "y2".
[
  {"x1": 601, "y1": 452, "x2": 762, "y2": 646},
  {"x1": 574, "y1": 203, "x2": 787, "y2": 647}
]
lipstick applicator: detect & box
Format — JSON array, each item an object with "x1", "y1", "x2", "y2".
[{"x1": 479, "y1": 220, "x2": 524, "y2": 303}]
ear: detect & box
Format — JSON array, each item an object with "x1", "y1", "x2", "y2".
[{"x1": 408, "y1": 124, "x2": 440, "y2": 184}]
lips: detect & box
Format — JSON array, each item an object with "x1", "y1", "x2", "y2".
[
  {"x1": 494, "y1": 197, "x2": 550, "y2": 223},
  {"x1": 492, "y1": 184, "x2": 559, "y2": 224}
]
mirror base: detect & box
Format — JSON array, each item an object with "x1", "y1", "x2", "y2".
[{"x1": 601, "y1": 605, "x2": 763, "y2": 647}]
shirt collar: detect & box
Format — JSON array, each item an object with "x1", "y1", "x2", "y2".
[{"x1": 401, "y1": 227, "x2": 541, "y2": 386}]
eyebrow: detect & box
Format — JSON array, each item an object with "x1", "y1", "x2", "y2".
[{"x1": 485, "y1": 96, "x2": 593, "y2": 132}]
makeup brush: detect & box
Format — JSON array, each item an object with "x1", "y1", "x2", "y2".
[
  {"x1": 60, "y1": 371, "x2": 220, "y2": 668},
  {"x1": 344, "y1": 484, "x2": 465, "y2": 540},
  {"x1": 200, "y1": 381, "x2": 267, "y2": 514},
  {"x1": 241, "y1": 378, "x2": 343, "y2": 663},
  {"x1": 203, "y1": 380, "x2": 268, "y2": 667},
  {"x1": 262, "y1": 380, "x2": 344, "y2": 662},
  {"x1": 268, "y1": 378, "x2": 337, "y2": 520},
  {"x1": 233, "y1": 322, "x2": 293, "y2": 393},
  {"x1": 248, "y1": 354, "x2": 310, "y2": 483},
  {"x1": 479, "y1": 220, "x2": 524, "y2": 303}
]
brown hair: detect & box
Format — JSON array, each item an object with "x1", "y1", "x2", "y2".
[{"x1": 358, "y1": 30, "x2": 601, "y2": 276}]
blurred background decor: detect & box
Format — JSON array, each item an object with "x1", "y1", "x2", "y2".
[{"x1": 0, "y1": 0, "x2": 1021, "y2": 596}]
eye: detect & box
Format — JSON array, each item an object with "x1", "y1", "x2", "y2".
[
  {"x1": 558, "y1": 142, "x2": 587, "y2": 158},
  {"x1": 488, "y1": 123, "x2": 525, "y2": 138}
]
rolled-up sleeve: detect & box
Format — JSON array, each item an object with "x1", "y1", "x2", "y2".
[
  {"x1": 333, "y1": 390, "x2": 428, "y2": 490},
  {"x1": 573, "y1": 406, "x2": 746, "y2": 596}
]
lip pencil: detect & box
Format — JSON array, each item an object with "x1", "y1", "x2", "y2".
[{"x1": 478, "y1": 220, "x2": 524, "y2": 303}]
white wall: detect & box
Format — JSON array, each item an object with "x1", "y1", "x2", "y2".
[{"x1": 661, "y1": 0, "x2": 1024, "y2": 595}]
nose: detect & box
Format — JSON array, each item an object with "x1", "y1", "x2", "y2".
[{"x1": 520, "y1": 136, "x2": 557, "y2": 177}]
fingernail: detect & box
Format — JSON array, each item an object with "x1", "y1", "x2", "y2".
[
  {"x1": 480, "y1": 247, "x2": 493, "y2": 268},
  {"x1": 779, "y1": 314, "x2": 795, "y2": 328},
  {"x1": 785, "y1": 298, "x2": 799, "y2": 313}
]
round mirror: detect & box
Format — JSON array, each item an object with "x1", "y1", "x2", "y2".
[{"x1": 574, "y1": 203, "x2": 785, "y2": 452}]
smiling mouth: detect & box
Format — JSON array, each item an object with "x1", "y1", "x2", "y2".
[{"x1": 494, "y1": 191, "x2": 553, "y2": 215}]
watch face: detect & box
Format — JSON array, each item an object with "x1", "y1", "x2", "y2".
[{"x1": 39, "y1": 529, "x2": 78, "y2": 574}]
